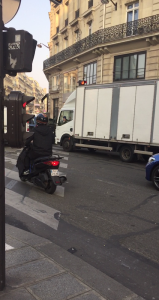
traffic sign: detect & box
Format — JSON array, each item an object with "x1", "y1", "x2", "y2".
[{"x1": 2, "y1": 0, "x2": 21, "y2": 24}]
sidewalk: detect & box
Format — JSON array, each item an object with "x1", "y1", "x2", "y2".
[{"x1": 0, "y1": 225, "x2": 145, "y2": 300}]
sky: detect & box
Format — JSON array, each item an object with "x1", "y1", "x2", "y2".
[{"x1": 6, "y1": 0, "x2": 51, "y2": 91}]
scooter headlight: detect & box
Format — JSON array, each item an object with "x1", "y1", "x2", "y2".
[{"x1": 148, "y1": 157, "x2": 155, "y2": 163}]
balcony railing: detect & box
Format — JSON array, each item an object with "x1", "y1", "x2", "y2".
[{"x1": 44, "y1": 14, "x2": 159, "y2": 70}]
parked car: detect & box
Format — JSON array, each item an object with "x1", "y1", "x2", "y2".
[{"x1": 146, "y1": 154, "x2": 159, "y2": 190}]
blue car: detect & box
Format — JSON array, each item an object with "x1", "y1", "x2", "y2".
[{"x1": 146, "y1": 154, "x2": 159, "y2": 190}]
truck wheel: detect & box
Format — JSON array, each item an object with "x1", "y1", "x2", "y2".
[
  {"x1": 119, "y1": 145, "x2": 134, "y2": 163},
  {"x1": 62, "y1": 138, "x2": 73, "y2": 152}
]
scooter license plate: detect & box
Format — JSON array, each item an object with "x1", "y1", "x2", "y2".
[{"x1": 51, "y1": 170, "x2": 59, "y2": 176}]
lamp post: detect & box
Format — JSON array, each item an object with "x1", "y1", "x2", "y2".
[
  {"x1": 37, "y1": 43, "x2": 49, "y2": 49},
  {"x1": 101, "y1": 0, "x2": 117, "y2": 10}
]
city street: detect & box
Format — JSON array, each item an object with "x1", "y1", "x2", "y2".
[{"x1": 5, "y1": 145, "x2": 159, "y2": 300}]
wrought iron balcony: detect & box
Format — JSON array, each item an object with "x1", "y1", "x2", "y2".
[{"x1": 44, "y1": 14, "x2": 159, "y2": 71}]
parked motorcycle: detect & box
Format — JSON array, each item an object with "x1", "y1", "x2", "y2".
[{"x1": 17, "y1": 151, "x2": 67, "y2": 194}]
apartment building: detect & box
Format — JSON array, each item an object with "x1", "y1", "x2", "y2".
[
  {"x1": 44, "y1": 0, "x2": 159, "y2": 119},
  {"x1": 4, "y1": 74, "x2": 46, "y2": 114}
]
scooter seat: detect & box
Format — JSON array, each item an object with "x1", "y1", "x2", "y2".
[{"x1": 33, "y1": 156, "x2": 52, "y2": 163}]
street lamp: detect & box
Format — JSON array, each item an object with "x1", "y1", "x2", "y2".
[
  {"x1": 37, "y1": 43, "x2": 49, "y2": 49},
  {"x1": 101, "y1": 0, "x2": 117, "y2": 10}
]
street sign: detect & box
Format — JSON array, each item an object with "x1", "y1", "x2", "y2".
[{"x1": 2, "y1": 0, "x2": 21, "y2": 24}]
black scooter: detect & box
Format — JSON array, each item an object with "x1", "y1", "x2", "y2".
[{"x1": 18, "y1": 153, "x2": 67, "y2": 194}]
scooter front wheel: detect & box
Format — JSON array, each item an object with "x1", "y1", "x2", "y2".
[{"x1": 45, "y1": 179, "x2": 56, "y2": 194}]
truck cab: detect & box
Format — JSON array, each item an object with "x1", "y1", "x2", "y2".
[{"x1": 55, "y1": 90, "x2": 76, "y2": 151}]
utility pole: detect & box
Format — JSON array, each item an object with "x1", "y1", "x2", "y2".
[{"x1": 0, "y1": 0, "x2": 5, "y2": 291}]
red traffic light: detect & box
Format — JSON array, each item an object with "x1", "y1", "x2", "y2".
[
  {"x1": 22, "y1": 95, "x2": 35, "y2": 108},
  {"x1": 78, "y1": 80, "x2": 87, "y2": 86}
]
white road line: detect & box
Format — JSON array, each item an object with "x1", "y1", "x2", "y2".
[
  {"x1": 6, "y1": 189, "x2": 61, "y2": 230},
  {"x1": 5, "y1": 168, "x2": 19, "y2": 181},
  {"x1": 5, "y1": 157, "x2": 17, "y2": 165},
  {"x1": 53, "y1": 150, "x2": 69, "y2": 156},
  {"x1": 5, "y1": 244, "x2": 14, "y2": 251},
  {"x1": 55, "y1": 186, "x2": 65, "y2": 197},
  {"x1": 62, "y1": 157, "x2": 68, "y2": 161},
  {"x1": 60, "y1": 162, "x2": 68, "y2": 169}
]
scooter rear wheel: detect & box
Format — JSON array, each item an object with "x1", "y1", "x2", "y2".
[{"x1": 45, "y1": 179, "x2": 56, "y2": 194}]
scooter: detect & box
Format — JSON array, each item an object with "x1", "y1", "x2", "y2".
[{"x1": 18, "y1": 153, "x2": 67, "y2": 194}]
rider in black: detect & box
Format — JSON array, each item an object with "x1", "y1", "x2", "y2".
[{"x1": 25, "y1": 113, "x2": 53, "y2": 160}]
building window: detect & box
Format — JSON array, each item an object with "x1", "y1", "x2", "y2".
[
  {"x1": 127, "y1": 2, "x2": 139, "y2": 36},
  {"x1": 84, "y1": 62, "x2": 97, "y2": 85},
  {"x1": 56, "y1": 26, "x2": 59, "y2": 34},
  {"x1": 75, "y1": 29, "x2": 80, "y2": 42},
  {"x1": 65, "y1": 18, "x2": 68, "y2": 27},
  {"x1": 64, "y1": 71, "x2": 77, "y2": 94},
  {"x1": 52, "y1": 75, "x2": 59, "y2": 90},
  {"x1": 127, "y1": 2, "x2": 139, "y2": 23},
  {"x1": 56, "y1": 10, "x2": 60, "y2": 31},
  {"x1": 114, "y1": 52, "x2": 146, "y2": 81},
  {"x1": 88, "y1": 0, "x2": 93, "y2": 9},
  {"x1": 75, "y1": 9, "x2": 79, "y2": 19},
  {"x1": 53, "y1": 99, "x2": 59, "y2": 120},
  {"x1": 64, "y1": 36, "x2": 68, "y2": 49},
  {"x1": 88, "y1": 21, "x2": 92, "y2": 35},
  {"x1": 55, "y1": 43, "x2": 59, "y2": 54}
]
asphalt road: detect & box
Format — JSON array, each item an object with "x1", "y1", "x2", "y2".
[{"x1": 5, "y1": 146, "x2": 159, "y2": 300}]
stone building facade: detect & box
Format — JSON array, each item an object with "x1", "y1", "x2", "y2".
[{"x1": 44, "y1": 0, "x2": 159, "y2": 119}]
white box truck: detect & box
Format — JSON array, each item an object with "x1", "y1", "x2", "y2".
[{"x1": 55, "y1": 80, "x2": 159, "y2": 162}]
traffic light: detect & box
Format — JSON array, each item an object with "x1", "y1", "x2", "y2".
[
  {"x1": 78, "y1": 80, "x2": 87, "y2": 86},
  {"x1": 3, "y1": 29, "x2": 37, "y2": 76},
  {"x1": 4, "y1": 91, "x2": 35, "y2": 147},
  {"x1": 50, "y1": 0, "x2": 63, "y2": 4}
]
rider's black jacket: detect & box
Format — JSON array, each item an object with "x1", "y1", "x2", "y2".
[{"x1": 25, "y1": 124, "x2": 53, "y2": 158}]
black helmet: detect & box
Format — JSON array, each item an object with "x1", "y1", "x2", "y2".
[{"x1": 36, "y1": 113, "x2": 48, "y2": 125}]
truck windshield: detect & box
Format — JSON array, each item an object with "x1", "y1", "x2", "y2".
[{"x1": 58, "y1": 110, "x2": 73, "y2": 126}]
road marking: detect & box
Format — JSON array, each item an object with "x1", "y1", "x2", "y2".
[
  {"x1": 55, "y1": 186, "x2": 65, "y2": 197},
  {"x1": 5, "y1": 168, "x2": 19, "y2": 181},
  {"x1": 6, "y1": 189, "x2": 61, "y2": 230},
  {"x1": 5, "y1": 244, "x2": 14, "y2": 251},
  {"x1": 60, "y1": 162, "x2": 68, "y2": 169},
  {"x1": 62, "y1": 157, "x2": 68, "y2": 161},
  {"x1": 53, "y1": 150, "x2": 69, "y2": 156},
  {"x1": 5, "y1": 157, "x2": 17, "y2": 165},
  {"x1": 6, "y1": 180, "x2": 17, "y2": 190}
]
